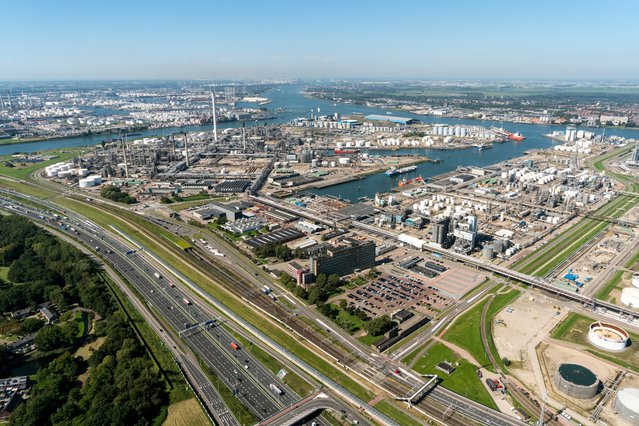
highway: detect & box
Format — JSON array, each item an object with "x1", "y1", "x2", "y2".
[{"x1": 0, "y1": 195, "x2": 299, "y2": 422}]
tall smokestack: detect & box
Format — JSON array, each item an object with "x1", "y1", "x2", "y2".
[
  {"x1": 183, "y1": 132, "x2": 190, "y2": 167},
  {"x1": 211, "y1": 86, "x2": 218, "y2": 143}
]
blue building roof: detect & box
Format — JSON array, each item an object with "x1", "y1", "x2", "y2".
[{"x1": 364, "y1": 114, "x2": 419, "y2": 125}]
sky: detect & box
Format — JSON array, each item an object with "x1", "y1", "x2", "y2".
[{"x1": 2, "y1": 0, "x2": 638, "y2": 81}]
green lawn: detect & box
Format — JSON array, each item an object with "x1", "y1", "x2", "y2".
[
  {"x1": 374, "y1": 399, "x2": 423, "y2": 426},
  {"x1": 0, "y1": 148, "x2": 85, "y2": 180},
  {"x1": 75, "y1": 311, "x2": 87, "y2": 338},
  {"x1": 551, "y1": 312, "x2": 639, "y2": 372},
  {"x1": 443, "y1": 288, "x2": 521, "y2": 371},
  {"x1": 412, "y1": 342, "x2": 497, "y2": 410},
  {"x1": 596, "y1": 270, "x2": 628, "y2": 301},
  {"x1": 0, "y1": 266, "x2": 10, "y2": 282}
]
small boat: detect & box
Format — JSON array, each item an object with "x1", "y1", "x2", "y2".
[
  {"x1": 476, "y1": 143, "x2": 493, "y2": 151},
  {"x1": 508, "y1": 132, "x2": 525, "y2": 141}
]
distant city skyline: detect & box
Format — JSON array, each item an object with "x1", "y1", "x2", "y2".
[{"x1": 3, "y1": 0, "x2": 639, "y2": 81}]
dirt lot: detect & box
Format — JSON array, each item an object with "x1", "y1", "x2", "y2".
[{"x1": 492, "y1": 291, "x2": 564, "y2": 388}]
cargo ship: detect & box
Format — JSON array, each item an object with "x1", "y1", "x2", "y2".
[
  {"x1": 508, "y1": 132, "x2": 525, "y2": 141},
  {"x1": 398, "y1": 176, "x2": 424, "y2": 187},
  {"x1": 334, "y1": 148, "x2": 359, "y2": 155},
  {"x1": 385, "y1": 165, "x2": 417, "y2": 176}
]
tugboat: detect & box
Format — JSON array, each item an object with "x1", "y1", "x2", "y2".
[{"x1": 508, "y1": 132, "x2": 525, "y2": 141}]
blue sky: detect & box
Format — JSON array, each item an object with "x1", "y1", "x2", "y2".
[{"x1": 2, "y1": 0, "x2": 638, "y2": 80}]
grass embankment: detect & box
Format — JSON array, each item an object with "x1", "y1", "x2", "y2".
[
  {"x1": 373, "y1": 399, "x2": 424, "y2": 426},
  {"x1": 0, "y1": 179, "x2": 376, "y2": 404},
  {"x1": 514, "y1": 195, "x2": 639, "y2": 276},
  {"x1": 550, "y1": 312, "x2": 639, "y2": 372},
  {"x1": 162, "y1": 398, "x2": 211, "y2": 426},
  {"x1": 412, "y1": 342, "x2": 498, "y2": 410},
  {"x1": 443, "y1": 288, "x2": 521, "y2": 372}
]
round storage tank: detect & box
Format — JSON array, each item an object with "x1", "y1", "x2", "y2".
[
  {"x1": 553, "y1": 363, "x2": 599, "y2": 399},
  {"x1": 78, "y1": 168, "x2": 89, "y2": 177},
  {"x1": 482, "y1": 245, "x2": 495, "y2": 260},
  {"x1": 588, "y1": 322, "x2": 629, "y2": 351},
  {"x1": 78, "y1": 178, "x2": 96, "y2": 188},
  {"x1": 87, "y1": 175, "x2": 102, "y2": 184},
  {"x1": 616, "y1": 388, "x2": 639, "y2": 424},
  {"x1": 621, "y1": 287, "x2": 639, "y2": 308},
  {"x1": 633, "y1": 273, "x2": 639, "y2": 289},
  {"x1": 338, "y1": 157, "x2": 350, "y2": 165}
]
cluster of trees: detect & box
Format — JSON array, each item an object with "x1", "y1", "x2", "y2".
[
  {"x1": 255, "y1": 243, "x2": 292, "y2": 260},
  {"x1": 34, "y1": 321, "x2": 78, "y2": 352},
  {"x1": 0, "y1": 216, "x2": 167, "y2": 425},
  {"x1": 11, "y1": 313, "x2": 166, "y2": 426},
  {"x1": 100, "y1": 186, "x2": 137, "y2": 204},
  {"x1": 278, "y1": 273, "x2": 343, "y2": 305},
  {"x1": 365, "y1": 315, "x2": 394, "y2": 336},
  {"x1": 0, "y1": 216, "x2": 102, "y2": 315}
]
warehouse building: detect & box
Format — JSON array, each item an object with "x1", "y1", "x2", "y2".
[{"x1": 364, "y1": 114, "x2": 419, "y2": 125}]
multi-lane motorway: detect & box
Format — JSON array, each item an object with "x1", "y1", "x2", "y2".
[{"x1": 0, "y1": 195, "x2": 306, "y2": 424}]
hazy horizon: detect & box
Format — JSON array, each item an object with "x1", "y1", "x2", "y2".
[{"x1": 3, "y1": 0, "x2": 639, "y2": 81}]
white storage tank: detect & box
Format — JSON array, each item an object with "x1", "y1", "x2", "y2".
[
  {"x1": 87, "y1": 175, "x2": 103, "y2": 184},
  {"x1": 338, "y1": 157, "x2": 350, "y2": 165},
  {"x1": 78, "y1": 168, "x2": 89, "y2": 177},
  {"x1": 632, "y1": 273, "x2": 639, "y2": 288},
  {"x1": 621, "y1": 287, "x2": 639, "y2": 308},
  {"x1": 79, "y1": 178, "x2": 96, "y2": 188},
  {"x1": 587, "y1": 322, "x2": 629, "y2": 351},
  {"x1": 616, "y1": 388, "x2": 639, "y2": 424}
]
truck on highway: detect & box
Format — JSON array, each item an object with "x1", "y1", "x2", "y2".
[
  {"x1": 182, "y1": 298, "x2": 191, "y2": 306},
  {"x1": 269, "y1": 383, "x2": 283, "y2": 396},
  {"x1": 262, "y1": 285, "x2": 272, "y2": 294},
  {"x1": 229, "y1": 342, "x2": 239, "y2": 351},
  {"x1": 154, "y1": 272, "x2": 162, "y2": 279}
]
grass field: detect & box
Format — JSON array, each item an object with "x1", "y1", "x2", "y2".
[
  {"x1": 74, "y1": 336, "x2": 106, "y2": 360},
  {"x1": 412, "y1": 342, "x2": 498, "y2": 410},
  {"x1": 514, "y1": 195, "x2": 639, "y2": 276},
  {"x1": 373, "y1": 399, "x2": 423, "y2": 426},
  {"x1": 163, "y1": 398, "x2": 211, "y2": 426},
  {"x1": 0, "y1": 266, "x2": 10, "y2": 282},
  {"x1": 595, "y1": 270, "x2": 628, "y2": 302},
  {"x1": 550, "y1": 312, "x2": 639, "y2": 372},
  {"x1": 0, "y1": 148, "x2": 85, "y2": 180},
  {"x1": 443, "y1": 288, "x2": 521, "y2": 371}
]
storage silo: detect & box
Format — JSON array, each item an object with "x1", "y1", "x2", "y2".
[
  {"x1": 482, "y1": 244, "x2": 495, "y2": 260},
  {"x1": 553, "y1": 363, "x2": 599, "y2": 399},
  {"x1": 615, "y1": 388, "x2": 639, "y2": 424}
]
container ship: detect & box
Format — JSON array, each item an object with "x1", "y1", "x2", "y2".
[
  {"x1": 334, "y1": 148, "x2": 359, "y2": 155},
  {"x1": 385, "y1": 165, "x2": 417, "y2": 176},
  {"x1": 508, "y1": 132, "x2": 525, "y2": 141}
]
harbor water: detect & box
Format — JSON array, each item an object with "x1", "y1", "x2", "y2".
[{"x1": 3, "y1": 84, "x2": 639, "y2": 201}]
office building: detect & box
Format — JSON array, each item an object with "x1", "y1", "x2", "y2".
[{"x1": 310, "y1": 239, "x2": 376, "y2": 277}]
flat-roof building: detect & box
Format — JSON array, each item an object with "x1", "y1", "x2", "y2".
[
  {"x1": 310, "y1": 239, "x2": 376, "y2": 277},
  {"x1": 364, "y1": 114, "x2": 419, "y2": 125}
]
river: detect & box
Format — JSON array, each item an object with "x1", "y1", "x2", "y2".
[{"x1": 4, "y1": 84, "x2": 639, "y2": 201}]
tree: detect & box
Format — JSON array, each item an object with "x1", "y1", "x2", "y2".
[
  {"x1": 307, "y1": 285, "x2": 328, "y2": 305},
  {"x1": 502, "y1": 357, "x2": 511, "y2": 367},
  {"x1": 339, "y1": 299, "x2": 347, "y2": 310},
  {"x1": 20, "y1": 318, "x2": 45, "y2": 334},
  {"x1": 159, "y1": 196, "x2": 174, "y2": 204},
  {"x1": 365, "y1": 315, "x2": 394, "y2": 337}
]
